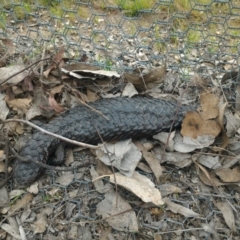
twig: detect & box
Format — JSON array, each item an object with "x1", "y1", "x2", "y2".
[
  {"x1": 64, "y1": 82, "x2": 109, "y2": 120},
  {"x1": 16, "y1": 216, "x2": 27, "y2": 240},
  {"x1": 0, "y1": 57, "x2": 52, "y2": 86},
  {"x1": 2, "y1": 119, "x2": 99, "y2": 149}
]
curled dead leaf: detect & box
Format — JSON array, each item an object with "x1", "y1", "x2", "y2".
[
  {"x1": 199, "y1": 92, "x2": 219, "y2": 120},
  {"x1": 215, "y1": 166, "x2": 240, "y2": 183},
  {"x1": 181, "y1": 111, "x2": 221, "y2": 139}
]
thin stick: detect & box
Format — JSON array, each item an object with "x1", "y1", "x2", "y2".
[{"x1": 2, "y1": 119, "x2": 99, "y2": 149}]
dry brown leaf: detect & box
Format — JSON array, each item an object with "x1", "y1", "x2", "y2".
[
  {"x1": 32, "y1": 213, "x2": 48, "y2": 234},
  {"x1": 48, "y1": 94, "x2": 65, "y2": 113},
  {"x1": 9, "y1": 193, "x2": 33, "y2": 215},
  {"x1": 0, "y1": 38, "x2": 15, "y2": 55},
  {"x1": 213, "y1": 102, "x2": 228, "y2": 151},
  {"x1": 65, "y1": 149, "x2": 74, "y2": 166},
  {"x1": 153, "y1": 131, "x2": 175, "y2": 152},
  {"x1": 80, "y1": 69, "x2": 120, "y2": 78},
  {"x1": 215, "y1": 166, "x2": 240, "y2": 183},
  {"x1": 26, "y1": 181, "x2": 38, "y2": 194},
  {"x1": 1, "y1": 224, "x2": 21, "y2": 239},
  {"x1": 9, "y1": 190, "x2": 26, "y2": 199},
  {"x1": 181, "y1": 111, "x2": 221, "y2": 138},
  {"x1": 198, "y1": 167, "x2": 225, "y2": 187},
  {"x1": 0, "y1": 186, "x2": 9, "y2": 207},
  {"x1": 123, "y1": 65, "x2": 165, "y2": 87},
  {"x1": 0, "y1": 150, "x2": 6, "y2": 161},
  {"x1": 159, "y1": 184, "x2": 182, "y2": 197},
  {"x1": 96, "y1": 140, "x2": 141, "y2": 177},
  {"x1": 26, "y1": 88, "x2": 55, "y2": 120},
  {"x1": 0, "y1": 65, "x2": 28, "y2": 85},
  {"x1": 7, "y1": 98, "x2": 32, "y2": 114},
  {"x1": 50, "y1": 84, "x2": 64, "y2": 95},
  {"x1": 109, "y1": 171, "x2": 164, "y2": 205},
  {"x1": 43, "y1": 46, "x2": 65, "y2": 77},
  {"x1": 90, "y1": 166, "x2": 105, "y2": 193},
  {"x1": 164, "y1": 197, "x2": 199, "y2": 217},
  {"x1": 95, "y1": 159, "x2": 112, "y2": 176},
  {"x1": 214, "y1": 201, "x2": 236, "y2": 232},
  {"x1": 68, "y1": 225, "x2": 78, "y2": 239},
  {"x1": 135, "y1": 142, "x2": 162, "y2": 182},
  {"x1": 61, "y1": 63, "x2": 100, "y2": 72},
  {"x1": 87, "y1": 89, "x2": 99, "y2": 102},
  {"x1": 197, "y1": 155, "x2": 221, "y2": 169},
  {"x1": 199, "y1": 92, "x2": 219, "y2": 120},
  {"x1": 15, "y1": 123, "x2": 24, "y2": 134},
  {"x1": 22, "y1": 76, "x2": 34, "y2": 91},
  {"x1": 174, "y1": 133, "x2": 216, "y2": 153},
  {"x1": 55, "y1": 172, "x2": 74, "y2": 186},
  {"x1": 153, "y1": 145, "x2": 192, "y2": 167},
  {"x1": 137, "y1": 162, "x2": 152, "y2": 173},
  {"x1": 0, "y1": 93, "x2": 9, "y2": 124},
  {"x1": 189, "y1": 73, "x2": 210, "y2": 87},
  {"x1": 122, "y1": 82, "x2": 138, "y2": 97},
  {"x1": 96, "y1": 191, "x2": 138, "y2": 232}
]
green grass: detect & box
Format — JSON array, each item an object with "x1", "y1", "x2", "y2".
[{"x1": 115, "y1": 0, "x2": 155, "y2": 17}]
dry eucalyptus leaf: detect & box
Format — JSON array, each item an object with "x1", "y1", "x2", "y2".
[
  {"x1": 174, "y1": 133, "x2": 216, "y2": 153},
  {"x1": 44, "y1": 46, "x2": 65, "y2": 77},
  {"x1": 225, "y1": 110, "x2": 240, "y2": 137},
  {"x1": 48, "y1": 94, "x2": 65, "y2": 113},
  {"x1": 21, "y1": 209, "x2": 32, "y2": 223},
  {"x1": 159, "y1": 184, "x2": 182, "y2": 197},
  {"x1": 135, "y1": 142, "x2": 162, "y2": 182},
  {"x1": 9, "y1": 189, "x2": 26, "y2": 199},
  {"x1": 96, "y1": 139, "x2": 142, "y2": 177},
  {"x1": 26, "y1": 88, "x2": 55, "y2": 120},
  {"x1": 80, "y1": 69, "x2": 120, "y2": 78},
  {"x1": 65, "y1": 149, "x2": 74, "y2": 166},
  {"x1": 55, "y1": 172, "x2": 74, "y2": 186},
  {"x1": 68, "y1": 225, "x2": 78, "y2": 239},
  {"x1": 32, "y1": 213, "x2": 48, "y2": 234},
  {"x1": 0, "y1": 65, "x2": 28, "y2": 85},
  {"x1": 137, "y1": 162, "x2": 152, "y2": 173},
  {"x1": 109, "y1": 171, "x2": 164, "y2": 206},
  {"x1": 153, "y1": 146, "x2": 192, "y2": 168},
  {"x1": 96, "y1": 191, "x2": 138, "y2": 232},
  {"x1": 95, "y1": 159, "x2": 112, "y2": 176},
  {"x1": 198, "y1": 168, "x2": 226, "y2": 187},
  {"x1": 153, "y1": 131, "x2": 175, "y2": 152},
  {"x1": 0, "y1": 224, "x2": 21, "y2": 240},
  {"x1": 198, "y1": 155, "x2": 221, "y2": 170},
  {"x1": 7, "y1": 98, "x2": 32, "y2": 115},
  {"x1": 47, "y1": 187, "x2": 60, "y2": 197},
  {"x1": 26, "y1": 181, "x2": 38, "y2": 194},
  {"x1": 199, "y1": 92, "x2": 219, "y2": 120},
  {"x1": 164, "y1": 197, "x2": 199, "y2": 217},
  {"x1": 90, "y1": 166, "x2": 105, "y2": 193},
  {"x1": 214, "y1": 201, "x2": 236, "y2": 232},
  {"x1": 65, "y1": 202, "x2": 76, "y2": 220},
  {"x1": 122, "y1": 82, "x2": 138, "y2": 97},
  {"x1": 0, "y1": 150, "x2": 5, "y2": 161},
  {"x1": 0, "y1": 93, "x2": 9, "y2": 123},
  {"x1": 0, "y1": 186, "x2": 9, "y2": 207},
  {"x1": 181, "y1": 111, "x2": 221, "y2": 139},
  {"x1": 87, "y1": 89, "x2": 98, "y2": 102},
  {"x1": 215, "y1": 166, "x2": 240, "y2": 183},
  {"x1": 50, "y1": 84, "x2": 64, "y2": 95},
  {"x1": 9, "y1": 193, "x2": 33, "y2": 215}
]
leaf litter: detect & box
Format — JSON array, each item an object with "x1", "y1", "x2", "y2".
[{"x1": 0, "y1": 46, "x2": 239, "y2": 239}]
